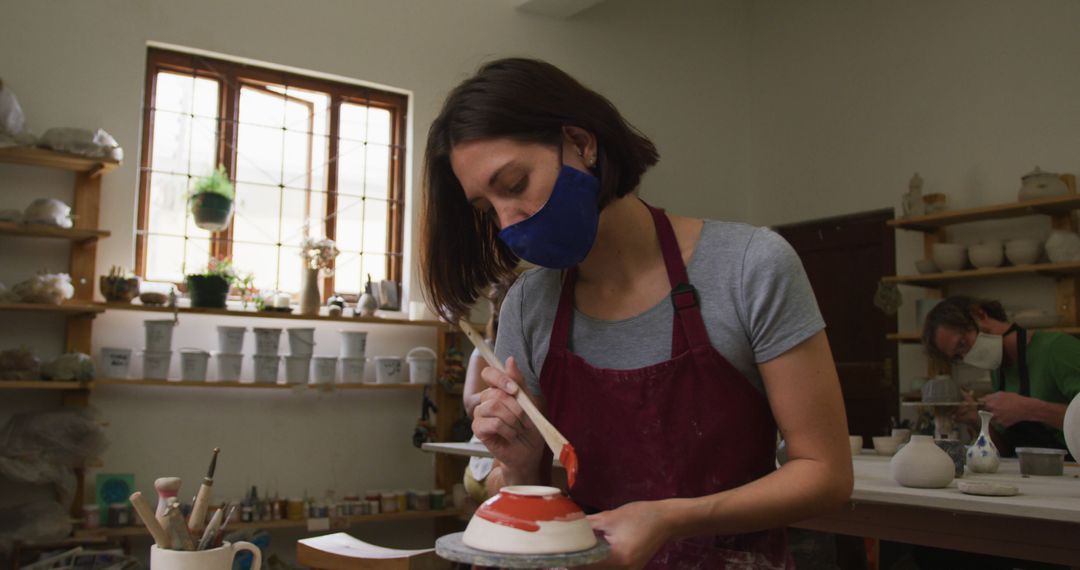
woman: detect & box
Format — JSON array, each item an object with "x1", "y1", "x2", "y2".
[{"x1": 422, "y1": 58, "x2": 852, "y2": 569}]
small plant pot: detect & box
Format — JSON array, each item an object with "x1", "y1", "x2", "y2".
[
  {"x1": 190, "y1": 192, "x2": 235, "y2": 232},
  {"x1": 100, "y1": 276, "x2": 141, "y2": 303},
  {"x1": 186, "y1": 274, "x2": 230, "y2": 308}
]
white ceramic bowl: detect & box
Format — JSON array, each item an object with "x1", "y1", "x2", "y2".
[
  {"x1": 462, "y1": 486, "x2": 596, "y2": 554},
  {"x1": 1005, "y1": 239, "x2": 1042, "y2": 265},
  {"x1": 915, "y1": 259, "x2": 938, "y2": 274},
  {"x1": 932, "y1": 243, "x2": 967, "y2": 272},
  {"x1": 872, "y1": 436, "x2": 901, "y2": 456},
  {"x1": 968, "y1": 243, "x2": 1003, "y2": 269},
  {"x1": 1012, "y1": 309, "x2": 1060, "y2": 329}
]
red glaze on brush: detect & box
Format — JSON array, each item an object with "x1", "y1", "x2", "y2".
[
  {"x1": 560, "y1": 443, "x2": 578, "y2": 489},
  {"x1": 476, "y1": 487, "x2": 584, "y2": 532}
]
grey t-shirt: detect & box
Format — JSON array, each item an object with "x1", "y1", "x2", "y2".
[{"x1": 495, "y1": 221, "x2": 825, "y2": 396}]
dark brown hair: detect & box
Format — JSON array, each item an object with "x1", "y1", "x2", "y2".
[
  {"x1": 921, "y1": 296, "x2": 1008, "y2": 363},
  {"x1": 421, "y1": 58, "x2": 659, "y2": 321}
]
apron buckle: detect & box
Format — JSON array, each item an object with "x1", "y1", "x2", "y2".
[{"x1": 671, "y1": 283, "x2": 699, "y2": 311}]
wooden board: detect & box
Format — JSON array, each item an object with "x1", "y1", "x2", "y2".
[
  {"x1": 883, "y1": 261, "x2": 1080, "y2": 287},
  {"x1": 0, "y1": 380, "x2": 87, "y2": 390},
  {"x1": 0, "y1": 221, "x2": 109, "y2": 241},
  {"x1": 0, "y1": 146, "x2": 119, "y2": 175},
  {"x1": 92, "y1": 378, "x2": 427, "y2": 391},
  {"x1": 0, "y1": 302, "x2": 103, "y2": 315},
  {"x1": 97, "y1": 302, "x2": 450, "y2": 328},
  {"x1": 889, "y1": 191, "x2": 1080, "y2": 232}
]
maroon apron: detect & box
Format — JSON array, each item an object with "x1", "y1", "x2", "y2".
[{"x1": 538, "y1": 204, "x2": 792, "y2": 569}]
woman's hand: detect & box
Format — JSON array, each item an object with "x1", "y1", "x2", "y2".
[
  {"x1": 472, "y1": 356, "x2": 544, "y2": 483},
  {"x1": 951, "y1": 388, "x2": 980, "y2": 428},
  {"x1": 586, "y1": 501, "x2": 672, "y2": 569}
]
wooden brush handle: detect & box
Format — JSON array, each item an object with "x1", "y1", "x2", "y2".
[
  {"x1": 129, "y1": 491, "x2": 171, "y2": 548},
  {"x1": 458, "y1": 320, "x2": 569, "y2": 454},
  {"x1": 189, "y1": 482, "x2": 212, "y2": 532}
]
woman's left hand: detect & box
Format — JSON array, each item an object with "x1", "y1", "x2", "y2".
[{"x1": 585, "y1": 501, "x2": 673, "y2": 569}]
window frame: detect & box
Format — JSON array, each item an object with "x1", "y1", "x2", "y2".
[{"x1": 136, "y1": 47, "x2": 407, "y2": 300}]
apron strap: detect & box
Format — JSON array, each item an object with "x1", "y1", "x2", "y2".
[
  {"x1": 995, "y1": 324, "x2": 1028, "y2": 395},
  {"x1": 644, "y1": 204, "x2": 712, "y2": 356},
  {"x1": 548, "y1": 268, "x2": 577, "y2": 352}
]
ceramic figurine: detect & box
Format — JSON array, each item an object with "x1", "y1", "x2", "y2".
[
  {"x1": 891, "y1": 435, "x2": 955, "y2": 489},
  {"x1": 356, "y1": 277, "x2": 378, "y2": 317},
  {"x1": 967, "y1": 410, "x2": 1000, "y2": 473}
]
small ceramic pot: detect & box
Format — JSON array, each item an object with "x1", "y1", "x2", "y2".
[
  {"x1": 872, "y1": 436, "x2": 901, "y2": 456},
  {"x1": 891, "y1": 435, "x2": 955, "y2": 489},
  {"x1": 968, "y1": 243, "x2": 1003, "y2": 269},
  {"x1": 1005, "y1": 239, "x2": 1042, "y2": 265},
  {"x1": 915, "y1": 259, "x2": 938, "y2": 274},
  {"x1": 1016, "y1": 447, "x2": 1067, "y2": 476},
  {"x1": 100, "y1": 276, "x2": 141, "y2": 303},
  {"x1": 934, "y1": 439, "x2": 967, "y2": 477},
  {"x1": 890, "y1": 429, "x2": 912, "y2": 444},
  {"x1": 932, "y1": 243, "x2": 967, "y2": 272},
  {"x1": 1018, "y1": 166, "x2": 1068, "y2": 201},
  {"x1": 462, "y1": 486, "x2": 596, "y2": 554},
  {"x1": 849, "y1": 435, "x2": 863, "y2": 456}
]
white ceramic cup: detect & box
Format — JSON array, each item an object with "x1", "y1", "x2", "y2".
[
  {"x1": 339, "y1": 330, "x2": 368, "y2": 358},
  {"x1": 179, "y1": 349, "x2": 210, "y2": 381},
  {"x1": 100, "y1": 347, "x2": 132, "y2": 379},
  {"x1": 142, "y1": 350, "x2": 172, "y2": 380},
  {"x1": 150, "y1": 541, "x2": 261, "y2": 570},
  {"x1": 312, "y1": 356, "x2": 337, "y2": 384},
  {"x1": 144, "y1": 319, "x2": 176, "y2": 352},
  {"x1": 287, "y1": 328, "x2": 315, "y2": 356},
  {"x1": 849, "y1": 435, "x2": 863, "y2": 456},
  {"x1": 284, "y1": 355, "x2": 311, "y2": 384},
  {"x1": 216, "y1": 326, "x2": 247, "y2": 353},
  {"x1": 252, "y1": 327, "x2": 282, "y2": 355},
  {"x1": 253, "y1": 355, "x2": 280, "y2": 383},
  {"x1": 374, "y1": 356, "x2": 404, "y2": 384},
  {"x1": 213, "y1": 352, "x2": 243, "y2": 381},
  {"x1": 340, "y1": 357, "x2": 366, "y2": 383},
  {"x1": 406, "y1": 347, "x2": 436, "y2": 384}
]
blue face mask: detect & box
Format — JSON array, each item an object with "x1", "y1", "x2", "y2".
[{"x1": 497, "y1": 163, "x2": 600, "y2": 269}]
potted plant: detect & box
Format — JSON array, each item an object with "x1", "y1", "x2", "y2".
[
  {"x1": 189, "y1": 166, "x2": 235, "y2": 232},
  {"x1": 185, "y1": 258, "x2": 243, "y2": 309},
  {"x1": 100, "y1": 265, "x2": 140, "y2": 304}
]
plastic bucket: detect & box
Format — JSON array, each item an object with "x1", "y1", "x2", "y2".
[
  {"x1": 100, "y1": 347, "x2": 132, "y2": 379},
  {"x1": 341, "y1": 357, "x2": 366, "y2": 383},
  {"x1": 253, "y1": 328, "x2": 282, "y2": 355},
  {"x1": 213, "y1": 352, "x2": 243, "y2": 381},
  {"x1": 216, "y1": 326, "x2": 247, "y2": 353},
  {"x1": 284, "y1": 355, "x2": 311, "y2": 384},
  {"x1": 339, "y1": 331, "x2": 368, "y2": 358},
  {"x1": 406, "y1": 347, "x2": 436, "y2": 384},
  {"x1": 253, "y1": 355, "x2": 280, "y2": 383},
  {"x1": 180, "y1": 349, "x2": 210, "y2": 381},
  {"x1": 374, "y1": 356, "x2": 404, "y2": 384},
  {"x1": 142, "y1": 350, "x2": 172, "y2": 380},
  {"x1": 312, "y1": 356, "x2": 337, "y2": 385},
  {"x1": 144, "y1": 320, "x2": 175, "y2": 352},
  {"x1": 287, "y1": 328, "x2": 315, "y2": 356}
]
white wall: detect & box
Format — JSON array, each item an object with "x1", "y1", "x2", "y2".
[{"x1": 0, "y1": 0, "x2": 750, "y2": 556}]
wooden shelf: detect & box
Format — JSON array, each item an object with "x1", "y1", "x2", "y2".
[
  {"x1": 0, "y1": 380, "x2": 88, "y2": 390},
  {"x1": 0, "y1": 302, "x2": 104, "y2": 316},
  {"x1": 0, "y1": 221, "x2": 110, "y2": 242},
  {"x1": 889, "y1": 327, "x2": 1080, "y2": 343},
  {"x1": 0, "y1": 146, "x2": 119, "y2": 176},
  {"x1": 888, "y1": 193, "x2": 1080, "y2": 233},
  {"x1": 92, "y1": 378, "x2": 427, "y2": 391},
  {"x1": 97, "y1": 302, "x2": 448, "y2": 328},
  {"x1": 883, "y1": 261, "x2": 1080, "y2": 287},
  {"x1": 74, "y1": 508, "x2": 463, "y2": 538}
]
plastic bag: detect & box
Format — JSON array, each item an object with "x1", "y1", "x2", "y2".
[
  {"x1": 41, "y1": 353, "x2": 94, "y2": 381},
  {"x1": 0, "y1": 348, "x2": 41, "y2": 380},
  {"x1": 0, "y1": 408, "x2": 107, "y2": 467},
  {"x1": 0, "y1": 502, "x2": 71, "y2": 554},
  {"x1": 23, "y1": 198, "x2": 72, "y2": 228},
  {"x1": 39, "y1": 128, "x2": 123, "y2": 162},
  {"x1": 12, "y1": 273, "x2": 74, "y2": 304}
]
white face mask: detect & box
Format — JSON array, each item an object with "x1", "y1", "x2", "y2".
[{"x1": 962, "y1": 332, "x2": 1003, "y2": 370}]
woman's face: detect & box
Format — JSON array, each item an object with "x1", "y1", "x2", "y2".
[{"x1": 450, "y1": 135, "x2": 592, "y2": 230}]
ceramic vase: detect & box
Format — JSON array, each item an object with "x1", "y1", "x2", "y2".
[
  {"x1": 356, "y1": 293, "x2": 377, "y2": 317},
  {"x1": 966, "y1": 410, "x2": 1001, "y2": 473},
  {"x1": 299, "y1": 268, "x2": 320, "y2": 316},
  {"x1": 1064, "y1": 393, "x2": 1080, "y2": 461},
  {"x1": 890, "y1": 435, "x2": 955, "y2": 489}
]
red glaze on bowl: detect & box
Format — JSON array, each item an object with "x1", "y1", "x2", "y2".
[{"x1": 476, "y1": 486, "x2": 585, "y2": 532}]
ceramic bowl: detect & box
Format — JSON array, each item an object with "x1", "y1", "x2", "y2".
[
  {"x1": 1012, "y1": 309, "x2": 1060, "y2": 329},
  {"x1": 931, "y1": 243, "x2": 967, "y2": 272},
  {"x1": 1005, "y1": 239, "x2": 1042, "y2": 265},
  {"x1": 968, "y1": 243, "x2": 1003, "y2": 269},
  {"x1": 462, "y1": 486, "x2": 597, "y2": 554},
  {"x1": 914, "y1": 259, "x2": 938, "y2": 274},
  {"x1": 1016, "y1": 447, "x2": 1066, "y2": 476},
  {"x1": 872, "y1": 436, "x2": 901, "y2": 456},
  {"x1": 1046, "y1": 231, "x2": 1080, "y2": 264}
]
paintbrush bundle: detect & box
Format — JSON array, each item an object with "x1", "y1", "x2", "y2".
[{"x1": 133, "y1": 447, "x2": 230, "y2": 551}]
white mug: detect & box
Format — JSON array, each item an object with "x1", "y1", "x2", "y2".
[{"x1": 151, "y1": 541, "x2": 261, "y2": 570}]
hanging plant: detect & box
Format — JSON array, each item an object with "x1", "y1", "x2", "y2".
[{"x1": 189, "y1": 166, "x2": 235, "y2": 232}]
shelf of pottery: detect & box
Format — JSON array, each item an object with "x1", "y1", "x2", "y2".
[{"x1": 887, "y1": 169, "x2": 1080, "y2": 345}]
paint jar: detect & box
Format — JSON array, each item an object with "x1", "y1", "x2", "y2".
[
  {"x1": 252, "y1": 327, "x2": 282, "y2": 355},
  {"x1": 82, "y1": 504, "x2": 100, "y2": 529},
  {"x1": 312, "y1": 356, "x2": 337, "y2": 384},
  {"x1": 287, "y1": 327, "x2": 315, "y2": 356},
  {"x1": 107, "y1": 503, "x2": 131, "y2": 527},
  {"x1": 365, "y1": 492, "x2": 380, "y2": 514},
  {"x1": 406, "y1": 490, "x2": 418, "y2": 511},
  {"x1": 339, "y1": 331, "x2": 368, "y2": 358},
  {"x1": 374, "y1": 357, "x2": 404, "y2": 384},
  {"x1": 452, "y1": 484, "x2": 466, "y2": 509},
  {"x1": 216, "y1": 326, "x2": 247, "y2": 353},
  {"x1": 144, "y1": 319, "x2": 176, "y2": 351},
  {"x1": 366, "y1": 499, "x2": 380, "y2": 515},
  {"x1": 431, "y1": 489, "x2": 446, "y2": 510},
  {"x1": 212, "y1": 352, "x2": 243, "y2": 381},
  {"x1": 283, "y1": 355, "x2": 311, "y2": 384},
  {"x1": 406, "y1": 347, "x2": 436, "y2": 384},
  {"x1": 380, "y1": 492, "x2": 398, "y2": 514},
  {"x1": 253, "y1": 355, "x2": 280, "y2": 384},
  {"x1": 415, "y1": 491, "x2": 431, "y2": 511},
  {"x1": 100, "y1": 347, "x2": 132, "y2": 379},
  {"x1": 340, "y1": 357, "x2": 366, "y2": 383},
  {"x1": 395, "y1": 490, "x2": 407, "y2": 512},
  {"x1": 286, "y1": 498, "x2": 304, "y2": 520},
  {"x1": 180, "y1": 348, "x2": 210, "y2": 381},
  {"x1": 142, "y1": 350, "x2": 172, "y2": 380}
]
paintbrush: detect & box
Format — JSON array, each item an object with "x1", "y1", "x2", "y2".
[
  {"x1": 458, "y1": 319, "x2": 579, "y2": 488},
  {"x1": 129, "y1": 491, "x2": 171, "y2": 548},
  {"x1": 212, "y1": 504, "x2": 237, "y2": 549},
  {"x1": 188, "y1": 447, "x2": 220, "y2": 532},
  {"x1": 196, "y1": 508, "x2": 223, "y2": 551}
]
